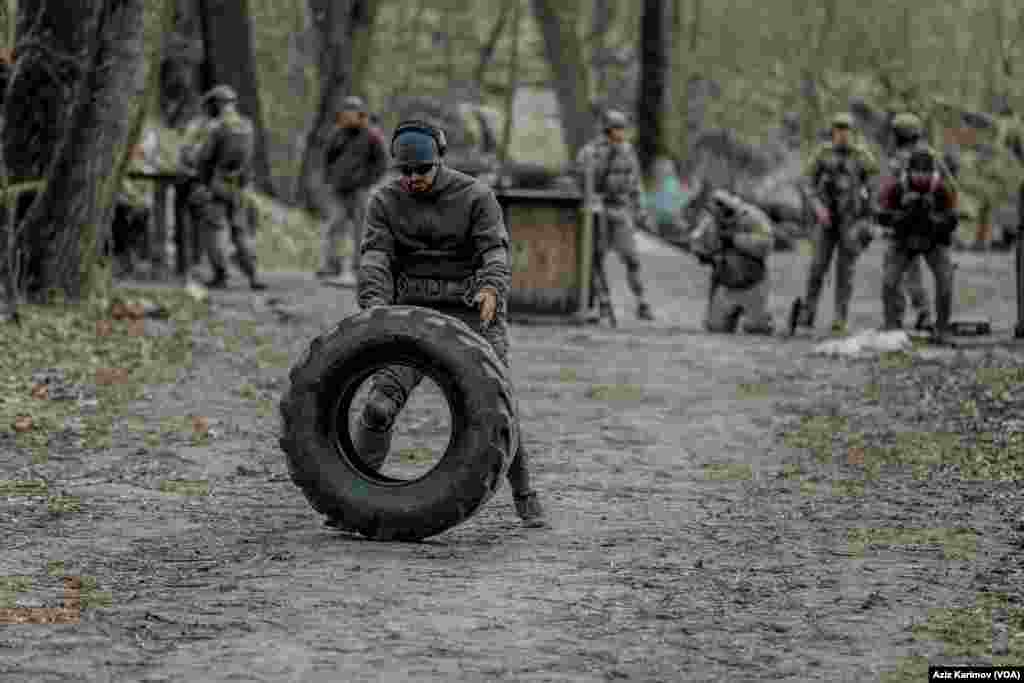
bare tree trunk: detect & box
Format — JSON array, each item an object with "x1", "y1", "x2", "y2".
[
  {"x1": 500, "y1": 0, "x2": 522, "y2": 164},
  {"x1": 529, "y1": 0, "x2": 592, "y2": 160},
  {"x1": 7, "y1": 0, "x2": 147, "y2": 303},
  {"x1": 198, "y1": 0, "x2": 274, "y2": 195},
  {"x1": 589, "y1": 0, "x2": 614, "y2": 102},
  {"x1": 475, "y1": 2, "x2": 510, "y2": 87},
  {"x1": 399, "y1": 0, "x2": 429, "y2": 94},
  {"x1": 295, "y1": 0, "x2": 377, "y2": 213},
  {"x1": 349, "y1": 0, "x2": 381, "y2": 104},
  {"x1": 636, "y1": 0, "x2": 669, "y2": 180},
  {"x1": 158, "y1": 0, "x2": 204, "y2": 129}
]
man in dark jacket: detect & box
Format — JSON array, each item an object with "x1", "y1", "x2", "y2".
[
  {"x1": 877, "y1": 148, "x2": 959, "y2": 343},
  {"x1": 345, "y1": 120, "x2": 547, "y2": 528},
  {"x1": 317, "y1": 95, "x2": 389, "y2": 286}
]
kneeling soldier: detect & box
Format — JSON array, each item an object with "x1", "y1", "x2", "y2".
[{"x1": 691, "y1": 189, "x2": 775, "y2": 334}]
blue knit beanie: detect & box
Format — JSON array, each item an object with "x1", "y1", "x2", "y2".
[{"x1": 393, "y1": 130, "x2": 439, "y2": 165}]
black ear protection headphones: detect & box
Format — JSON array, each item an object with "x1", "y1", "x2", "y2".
[{"x1": 390, "y1": 119, "x2": 447, "y2": 158}]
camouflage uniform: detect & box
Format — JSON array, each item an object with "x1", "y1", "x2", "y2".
[
  {"x1": 112, "y1": 132, "x2": 158, "y2": 276},
  {"x1": 190, "y1": 86, "x2": 264, "y2": 289},
  {"x1": 691, "y1": 191, "x2": 775, "y2": 334},
  {"x1": 354, "y1": 151, "x2": 545, "y2": 526},
  {"x1": 576, "y1": 123, "x2": 653, "y2": 319},
  {"x1": 877, "y1": 149, "x2": 959, "y2": 340},
  {"x1": 799, "y1": 114, "x2": 880, "y2": 330},
  {"x1": 884, "y1": 120, "x2": 953, "y2": 329}
]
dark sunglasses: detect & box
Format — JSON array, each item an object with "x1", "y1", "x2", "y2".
[{"x1": 398, "y1": 163, "x2": 436, "y2": 176}]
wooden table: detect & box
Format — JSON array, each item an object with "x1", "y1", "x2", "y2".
[{"x1": 494, "y1": 188, "x2": 592, "y2": 322}]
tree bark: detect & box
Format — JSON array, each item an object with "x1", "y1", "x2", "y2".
[
  {"x1": 588, "y1": 0, "x2": 614, "y2": 102},
  {"x1": 198, "y1": 0, "x2": 274, "y2": 195},
  {"x1": 529, "y1": 0, "x2": 592, "y2": 160},
  {"x1": 636, "y1": 0, "x2": 669, "y2": 180},
  {"x1": 500, "y1": 0, "x2": 522, "y2": 164},
  {"x1": 475, "y1": 2, "x2": 510, "y2": 87},
  {"x1": 295, "y1": 0, "x2": 377, "y2": 213},
  {"x1": 5, "y1": 0, "x2": 147, "y2": 303}
]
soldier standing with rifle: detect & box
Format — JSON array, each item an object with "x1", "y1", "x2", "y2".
[
  {"x1": 876, "y1": 148, "x2": 960, "y2": 344},
  {"x1": 189, "y1": 85, "x2": 265, "y2": 291},
  {"x1": 576, "y1": 110, "x2": 655, "y2": 323},
  {"x1": 884, "y1": 112, "x2": 959, "y2": 331},
  {"x1": 790, "y1": 113, "x2": 879, "y2": 336}
]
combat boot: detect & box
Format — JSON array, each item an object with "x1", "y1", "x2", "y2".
[
  {"x1": 636, "y1": 301, "x2": 655, "y2": 321},
  {"x1": 204, "y1": 269, "x2": 229, "y2": 289},
  {"x1": 513, "y1": 491, "x2": 548, "y2": 528},
  {"x1": 351, "y1": 394, "x2": 400, "y2": 471},
  {"x1": 830, "y1": 320, "x2": 849, "y2": 336},
  {"x1": 914, "y1": 309, "x2": 933, "y2": 332},
  {"x1": 315, "y1": 258, "x2": 340, "y2": 279}
]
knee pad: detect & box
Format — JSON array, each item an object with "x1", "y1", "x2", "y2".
[{"x1": 362, "y1": 395, "x2": 398, "y2": 431}]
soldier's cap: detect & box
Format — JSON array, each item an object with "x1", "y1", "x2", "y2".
[
  {"x1": 892, "y1": 112, "x2": 923, "y2": 131},
  {"x1": 340, "y1": 95, "x2": 367, "y2": 113},
  {"x1": 831, "y1": 113, "x2": 854, "y2": 129},
  {"x1": 603, "y1": 109, "x2": 628, "y2": 129},
  {"x1": 201, "y1": 84, "x2": 238, "y2": 104},
  {"x1": 392, "y1": 129, "x2": 439, "y2": 165}
]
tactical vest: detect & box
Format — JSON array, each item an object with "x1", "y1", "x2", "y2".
[
  {"x1": 816, "y1": 147, "x2": 865, "y2": 203},
  {"x1": 204, "y1": 110, "x2": 254, "y2": 183}
]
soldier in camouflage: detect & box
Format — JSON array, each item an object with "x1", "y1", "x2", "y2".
[
  {"x1": 346, "y1": 120, "x2": 547, "y2": 529},
  {"x1": 877, "y1": 147, "x2": 959, "y2": 344},
  {"x1": 884, "y1": 113, "x2": 953, "y2": 331},
  {"x1": 576, "y1": 110, "x2": 655, "y2": 321},
  {"x1": 792, "y1": 113, "x2": 879, "y2": 335},
  {"x1": 691, "y1": 189, "x2": 775, "y2": 334},
  {"x1": 189, "y1": 85, "x2": 265, "y2": 290}
]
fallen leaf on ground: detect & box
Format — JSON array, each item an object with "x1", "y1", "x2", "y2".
[
  {"x1": 30, "y1": 383, "x2": 49, "y2": 400},
  {"x1": 847, "y1": 447, "x2": 865, "y2": 465},
  {"x1": 191, "y1": 415, "x2": 210, "y2": 436},
  {"x1": 124, "y1": 302, "x2": 145, "y2": 320},
  {"x1": 126, "y1": 319, "x2": 146, "y2": 336},
  {"x1": 110, "y1": 302, "x2": 129, "y2": 320},
  {"x1": 95, "y1": 367, "x2": 129, "y2": 385},
  {"x1": 95, "y1": 320, "x2": 113, "y2": 337},
  {"x1": 13, "y1": 415, "x2": 33, "y2": 432}
]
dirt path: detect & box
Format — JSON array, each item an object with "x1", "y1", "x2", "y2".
[{"x1": 1, "y1": 240, "x2": 1022, "y2": 682}]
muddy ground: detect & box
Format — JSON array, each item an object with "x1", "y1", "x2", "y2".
[{"x1": 1, "y1": 237, "x2": 1023, "y2": 682}]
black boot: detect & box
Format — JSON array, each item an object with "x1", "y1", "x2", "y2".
[
  {"x1": 204, "y1": 269, "x2": 228, "y2": 289},
  {"x1": 513, "y1": 491, "x2": 548, "y2": 528},
  {"x1": 351, "y1": 394, "x2": 400, "y2": 471}
]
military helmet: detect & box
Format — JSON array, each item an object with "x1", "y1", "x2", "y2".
[
  {"x1": 603, "y1": 109, "x2": 628, "y2": 130},
  {"x1": 831, "y1": 112, "x2": 854, "y2": 129},
  {"x1": 892, "y1": 112, "x2": 923, "y2": 135},
  {"x1": 201, "y1": 84, "x2": 238, "y2": 105}
]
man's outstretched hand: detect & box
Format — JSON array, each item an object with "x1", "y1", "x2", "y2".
[{"x1": 474, "y1": 286, "x2": 498, "y2": 325}]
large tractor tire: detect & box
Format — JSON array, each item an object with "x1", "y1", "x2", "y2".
[{"x1": 279, "y1": 306, "x2": 518, "y2": 541}]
